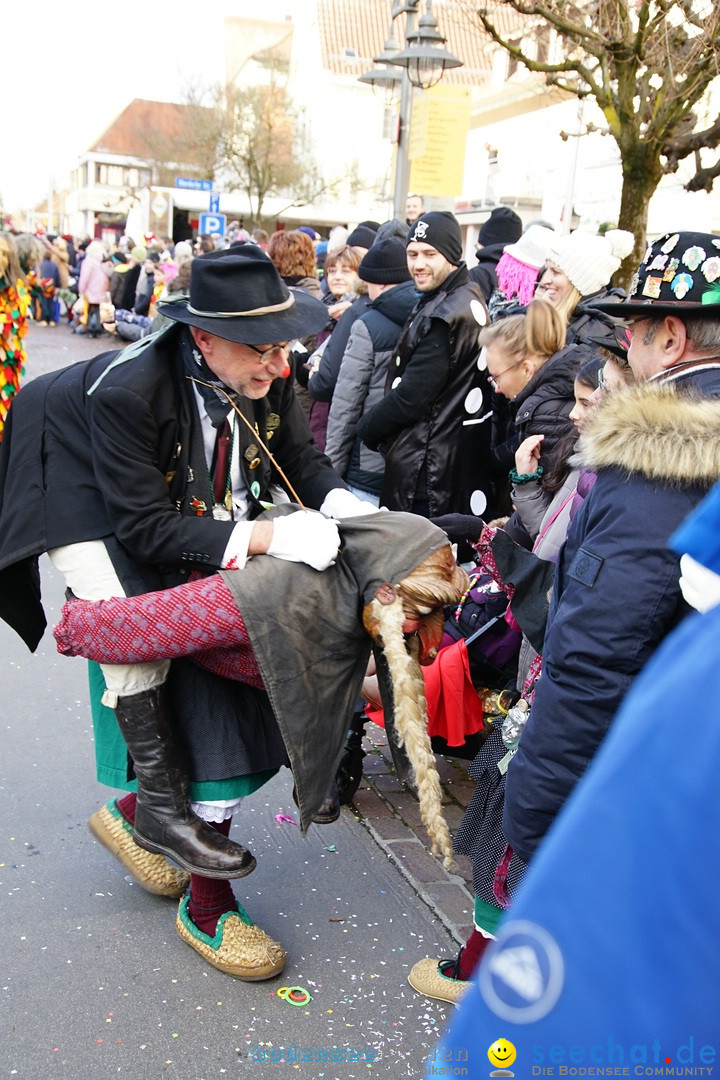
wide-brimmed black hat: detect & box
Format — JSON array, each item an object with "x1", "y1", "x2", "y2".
[
  {"x1": 595, "y1": 230, "x2": 720, "y2": 318},
  {"x1": 157, "y1": 246, "x2": 329, "y2": 343}
]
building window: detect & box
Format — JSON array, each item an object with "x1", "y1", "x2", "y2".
[
  {"x1": 507, "y1": 37, "x2": 522, "y2": 79},
  {"x1": 536, "y1": 25, "x2": 550, "y2": 63}
]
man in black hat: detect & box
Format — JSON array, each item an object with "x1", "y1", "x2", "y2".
[
  {"x1": 0, "y1": 246, "x2": 373, "y2": 979},
  {"x1": 502, "y1": 230, "x2": 720, "y2": 870},
  {"x1": 593, "y1": 229, "x2": 720, "y2": 394},
  {"x1": 356, "y1": 210, "x2": 494, "y2": 519}
]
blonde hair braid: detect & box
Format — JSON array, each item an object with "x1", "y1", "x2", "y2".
[{"x1": 368, "y1": 595, "x2": 455, "y2": 869}]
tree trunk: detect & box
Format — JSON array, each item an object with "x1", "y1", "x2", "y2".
[{"x1": 615, "y1": 144, "x2": 664, "y2": 291}]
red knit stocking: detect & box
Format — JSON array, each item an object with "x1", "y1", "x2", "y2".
[
  {"x1": 54, "y1": 576, "x2": 264, "y2": 686},
  {"x1": 457, "y1": 928, "x2": 493, "y2": 979},
  {"x1": 187, "y1": 818, "x2": 237, "y2": 936},
  {"x1": 116, "y1": 792, "x2": 137, "y2": 825}
]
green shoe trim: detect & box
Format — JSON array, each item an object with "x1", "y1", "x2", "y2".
[
  {"x1": 438, "y1": 959, "x2": 466, "y2": 983},
  {"x1": 177, "y1": 895, "x2": 253, "y2": 952},
  {"x1": 107, "y1": 799, "x2": 133, "y2": 834}
]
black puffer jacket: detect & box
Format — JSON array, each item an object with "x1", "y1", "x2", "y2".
[
  {"x1": 566, "y1": 288, "x2": 626, "y2": 348},
  {"x1": 492, "y1": 343, "x2": 590, "y2": 477}
]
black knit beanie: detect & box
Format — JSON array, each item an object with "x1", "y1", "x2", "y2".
[
  {"x1": 358, "y1": 238, "x2": 411, "y2": 284},
  {"x1": 347, "y1": 224, "x2": 378, "y2": 249},
  {"x1": 477, "y1": 207, "x2": 522, "y2": 247},
  {"x1": 406, "y1": 211, "x2": 462, "y2": 265}
]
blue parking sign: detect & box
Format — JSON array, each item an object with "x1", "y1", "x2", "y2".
[{"x1": 199, "y1": 213, "x2": 226, "y2": 237}]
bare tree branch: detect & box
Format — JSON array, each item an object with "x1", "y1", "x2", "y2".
[{"x1": 459, "y1": 0, "x2": 720, "y2": 287}]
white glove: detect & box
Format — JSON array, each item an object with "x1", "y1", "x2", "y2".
[
  {"x1": 267, "y1": 511, "x2": 340, "y2": 571},
  {"x1": 679, "y1": 553, "x2": 720, "y2": 613},
  {"x1": 320, "y1": 487, "x2": 381, "y2": 519}
]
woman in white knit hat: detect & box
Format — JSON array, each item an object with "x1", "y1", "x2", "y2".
[{"x1": 543, "y1": 229, "x2": 634, "y2": 347}]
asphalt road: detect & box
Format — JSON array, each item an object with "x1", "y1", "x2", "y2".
[{"x1": 1, "y1": 322, "x2": 466, "y2": 1080}]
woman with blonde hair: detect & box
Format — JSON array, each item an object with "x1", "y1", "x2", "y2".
[
  {"x1": 480, "y1": 299, "x2": 589, "y2": 481},
  {"x1": 542, "y1": 228, "x2": 634, "y2": 346}
]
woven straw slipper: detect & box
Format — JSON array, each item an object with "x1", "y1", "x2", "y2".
[
  {"x1": 88, "y1": 800, "x2": 190, "y2": 898},
  {"x1": 176, "y1": 895, "x2": 286, "y2": 980}
]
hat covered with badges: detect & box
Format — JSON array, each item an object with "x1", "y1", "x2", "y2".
[
  {"x1": 596, "y1": 231, "x2": 720, "y2": 317},
  {"x1": 157, "y1": 246, "x2": 329, "y2": 344}
]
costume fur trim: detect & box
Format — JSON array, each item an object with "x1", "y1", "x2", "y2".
[{"x1": 578, "y1": 383, "x2": 720, "y2": 487}]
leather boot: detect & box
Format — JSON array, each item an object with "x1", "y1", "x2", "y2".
[
  {"x1": 336, "y1": 711, "x2": 367, "y2": 805},
  {"x1": 113, "y1": 686, "x2": 256, "y2": 879}
]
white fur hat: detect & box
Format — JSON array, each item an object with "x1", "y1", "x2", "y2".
[{"x1": 548, "y1": 229, "x2": 634, "y2": 296}]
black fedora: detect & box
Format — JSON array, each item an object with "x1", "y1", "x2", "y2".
[
  {"x1": 157, "y1": 246, "x2": 328, "y2": 344},
  {"x1": 596, "y1": 230, "x2": 720, "y2": 319}
]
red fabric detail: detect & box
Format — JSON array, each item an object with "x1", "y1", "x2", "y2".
[
  {"x1": 522, "y1": 652, "x2": 543, "y2": 702},
  {"x1": 116, "y1": 793, "x2": 136, "y2": 825},
  {"x1": 492, "y1": 843, "x2": 514, "y2": 909},
  {"x1": 365, "y1": 639, "x2": 486, "y2": 746},
  {"x1": 212, "y1": 420, "x2": 231, "y2": 504},
  {"x1": 188, "y1": 818, "x2": 236, "y2": 935},
  {"x1": 458, "y1": 928, "x2": 493, "y2": 979},
  {"x1": 54, "y1": 577, "x2": 265, "y2": 687}
]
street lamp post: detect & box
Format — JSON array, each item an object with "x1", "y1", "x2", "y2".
[{"x1": 359, "y1": 1, "x2": 462, "y2": 221}]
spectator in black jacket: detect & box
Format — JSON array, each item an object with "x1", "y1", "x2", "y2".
[{"x1": 469, "y1": 207, "x2": 522, "y2": 303}]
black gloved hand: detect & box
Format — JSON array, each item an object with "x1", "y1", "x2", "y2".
[{"x1": 430, "y1": 514, "x2": 485, "y2": 545}]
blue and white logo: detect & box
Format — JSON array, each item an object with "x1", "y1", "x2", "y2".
[{"x1": 480, "y1": 920, "x2": 564, "y2": 1024}]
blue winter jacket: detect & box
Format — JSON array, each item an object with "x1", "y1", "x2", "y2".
[{"x1": 504, "y1": 371, "x2": 720, "y2": 863}]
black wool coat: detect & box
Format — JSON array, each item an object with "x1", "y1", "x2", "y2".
[{"x1": 0, "y1": 324, "x2": 342, "y2": 650}]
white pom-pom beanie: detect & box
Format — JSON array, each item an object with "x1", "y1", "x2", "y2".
[{"x1": 548, "y1": 229, "x2": 634, "y2": 296}]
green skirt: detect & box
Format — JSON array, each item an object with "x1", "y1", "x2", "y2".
[{"x1": 87, "y1": 662, "x2": 278, "y2": 801}]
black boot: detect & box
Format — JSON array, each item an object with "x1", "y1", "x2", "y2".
[
  {"x1": 336, "y1": 711, "x2": 367, "y2": 805},
  {"x1": 113, "y1": 686, "x2": 256, "y2": 879}
]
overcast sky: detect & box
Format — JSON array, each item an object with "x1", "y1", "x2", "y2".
[{"x1": 5, "y1": 2, "x2": 232, "y2": 212}]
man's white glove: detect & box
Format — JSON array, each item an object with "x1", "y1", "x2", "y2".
[
  {"x1": 678, "y1": 553, "x2": 720, "y2": 613},
  {"x1": 320, "y1": 487, "x2": 382, "y2": 519},
  {"x1": 266, "y1": 511, "x2": 340, "y2": 571}
]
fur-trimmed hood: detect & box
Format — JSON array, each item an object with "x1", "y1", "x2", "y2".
[{"x1": 578, "y1": 383, "x2": 720, "y2": 488}]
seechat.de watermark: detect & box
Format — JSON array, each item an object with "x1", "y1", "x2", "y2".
[{"x1": 247, "y1": 1044, "x2": 376, "y2": 1063}]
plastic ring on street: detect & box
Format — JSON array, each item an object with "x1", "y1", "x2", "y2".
[{"x1": 277, "y1": 985, "x2": 311, "y2": 1006}]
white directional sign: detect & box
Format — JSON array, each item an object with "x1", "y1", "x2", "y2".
[{"x1": 199, "y1": 213, "x2": 226, "y2": 237}]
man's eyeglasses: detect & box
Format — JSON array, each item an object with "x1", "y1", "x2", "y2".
[
  {"x1": 612, "y1": 315, "x2": 654, "y2": 351},
  {"x1": 597, "y1": 364, "x2": 608, "y2": 391},
  {"x1": 246, "y1": 342, "x2": 294, "y2": 366}
]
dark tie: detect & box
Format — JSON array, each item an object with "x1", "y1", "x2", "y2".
[{"x1": 212, "y1": 419, "x2": 232, "y2": 504}]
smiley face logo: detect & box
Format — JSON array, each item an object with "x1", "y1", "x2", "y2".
[{"x1": 488, "y1": 1038, "x2": 516, "y2": 1074}]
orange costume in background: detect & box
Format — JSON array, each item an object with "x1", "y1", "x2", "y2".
[{"x1": 0, "y1": 246, "x2": 31, "y2": 438}]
